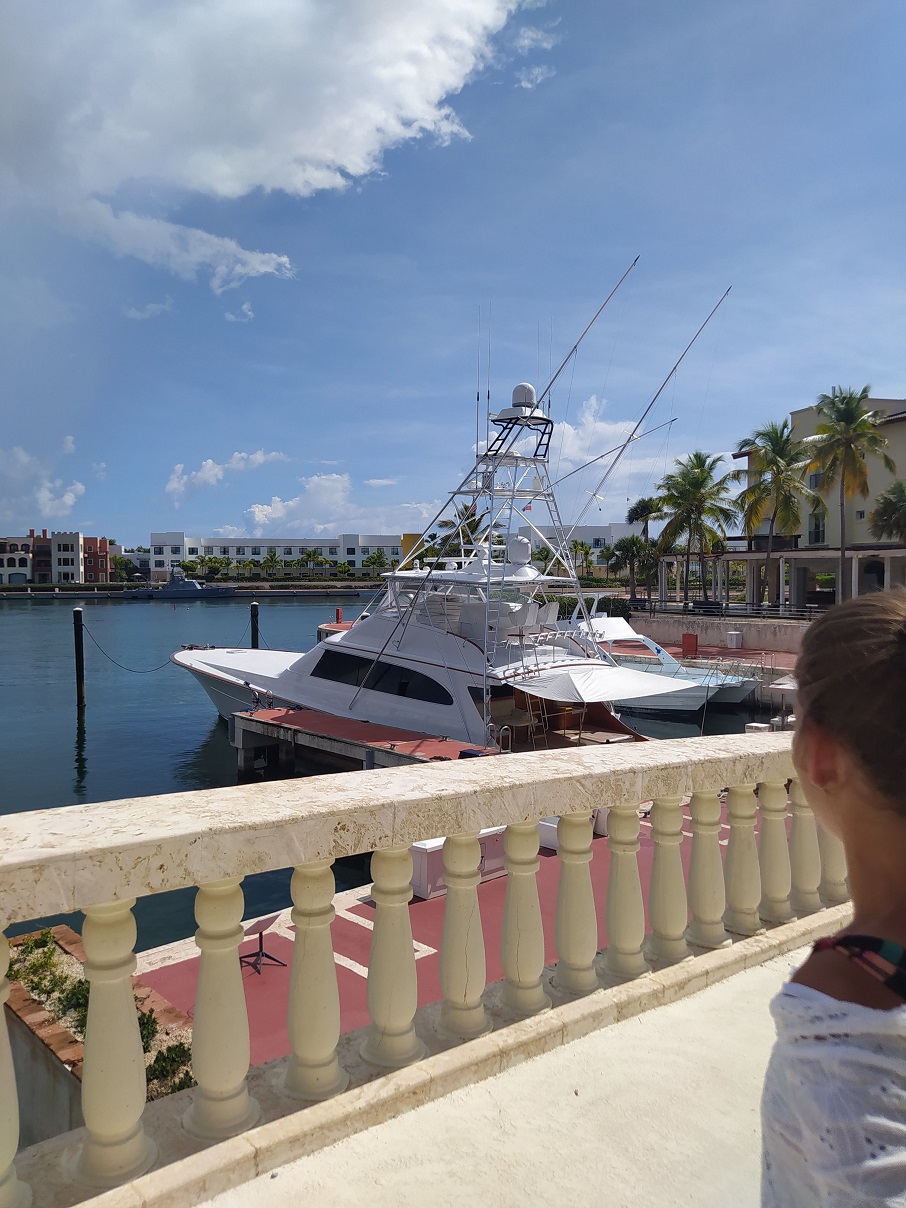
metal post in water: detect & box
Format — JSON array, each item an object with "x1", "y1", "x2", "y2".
[
  {"x1": 251, "y1": 601, "x2": 259, "y2": 649},
  {"x1": 73, "y1": 607, "x2": 86, "y2": 710}
]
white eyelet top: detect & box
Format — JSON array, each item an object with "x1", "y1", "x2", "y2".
[{"x1": 762, "y1": 982, "x2": 906, "y2": 1206}]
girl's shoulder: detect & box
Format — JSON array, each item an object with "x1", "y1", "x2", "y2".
[{"x1": 791, "y1": 933, "x2": 906, "y2": 1011}]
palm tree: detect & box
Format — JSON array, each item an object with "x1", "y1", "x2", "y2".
[
  {"x1": 869, "y1": 480, "x2": 906, "y2": 543},
  {"x1": 437, "y1": 504, "x2": 492, "y2": 559},
  {"x1": 610, "y1": 535, "x2": 647, "y2": 600},
  {"x1": 336, "y1": 561, "x2": 352, "y2": 578},
  {"x1": 362, "y1": 550, "x2": 388, "y2": 577},
  {"x1": 804, "y1": 386, "x2": 896, "y2": 602},
  {"x1": 261, "y1": 549, "x2": 281, "y2": 578},
  {"x1": 626, "y1": 496, "x2": 662, "y2": 543},
  {"x1": 732, "y1": 419, "x2": 823, "y2": 605},
  {"x1": 569, "y1": 539, "x2": 593, "y2": 578},
  {"x1": 532, "y1": 544, "x2": 552, "y2": 569},
  {"x1": 636, "y1": 541, "x2": 660, "y2": 605},
  {"x1": 657, "y1": 452, "x2": 738, "y2": 605}
]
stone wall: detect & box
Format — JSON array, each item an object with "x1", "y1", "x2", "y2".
[
  {"x1": 6, "y1": 996, "x2": 83, "y2": 1148},
  {"x1": 637, "y1": 614, "x2": 808, "y2": 654}
]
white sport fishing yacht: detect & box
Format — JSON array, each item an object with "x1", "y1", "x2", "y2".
[
  {"x1": 172, "y1": 384, "x2": 706, "y2": 749},
  {"x1": 566, "y1": 599, "x2": 758, "y2": 710}
]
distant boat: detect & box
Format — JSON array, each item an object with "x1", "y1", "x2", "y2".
[
  {"x1": 124, "y1": 568, "x2": 235, "y2": 600},
  {"x1": 567, "y1": 602, "x2": 758, "y2": 710}
]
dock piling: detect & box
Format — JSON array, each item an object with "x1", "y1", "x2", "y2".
[
  {"x1": 251, "y1": 601, "x2": 259, "y2": 649},
  {"x1": 73, "y1": 607, "x2": 86, "y2": 710}
]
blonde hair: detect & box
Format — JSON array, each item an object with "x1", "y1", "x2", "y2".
[{"x1": 796, "y1": 589, "x2": 906, "y2": 808}]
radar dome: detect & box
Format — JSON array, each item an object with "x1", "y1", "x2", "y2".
[
  {"x1": 512, "y1": 383, "x2": 536, "y2": 409},
  {"x1": 506, "y1": 535, "x2": 532, "y2": 565}
]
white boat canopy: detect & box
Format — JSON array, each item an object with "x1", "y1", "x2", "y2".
[{"x1": 506, "y1": 662, "x2": 703, "y2": 704}]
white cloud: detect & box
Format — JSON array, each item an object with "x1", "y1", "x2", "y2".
[
  {"x1": 0, "y1": 444, "x2": 88, "y2": 525},
  {"x1": 124, "y1": 296, "x2": 173, "y2": 321},
  {"x1": 513, "y1": 25, "x2": 559, "y2": 54},
  {"x1": 364, "y1": 478, "x2": 399, "y2": 488},
  {"x1": 225, "y1": 301, "x2": 254, "y2": 323},
  {"x1": 92, "y1": 461, "x2": 107, "y2": 480},
  {"x1": 515, "y1": 64, "x2": 555, "y2": 89},
  {"x1": 5, "y1": 2, "x2": 521, "y2": 287},
  {"x1": 62, "y1": 435, "x2": 75, "y2": 454},
  {"x1": 35, "y1": 478, "x2": 85, "y2": 520},
  {"x1": 245, "y1": 473, "x2": 437, "y2": 536},
  {"x1": 70, "y1": 201, "x2": 293, "y2": 295},
  {"x1": 165, "y1": 449, "x2": 289, "y2": 503},
  {"x1": 212, "y1": 524, "x2": 247, "y2": 538}
]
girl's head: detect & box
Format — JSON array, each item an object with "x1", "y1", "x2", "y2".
[{"x1": 795, "y1": 589, "x2": 906, "y2": 814}]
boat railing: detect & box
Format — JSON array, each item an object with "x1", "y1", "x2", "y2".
[{"x1": 3, "y1": 733, "x2": 848, "y2": 1205}]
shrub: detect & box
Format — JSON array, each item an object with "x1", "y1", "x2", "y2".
[
  {"x1": 138, "y1": 1007, "x2": 159, "y2": 1053},
  {"x1": 146, "y1": 1041, "x2": 192, "y2": 1086}
]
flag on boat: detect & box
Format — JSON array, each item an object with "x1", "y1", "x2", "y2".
[{"x1": 523, "y1": 502, "x2": 532, "y2": 512}]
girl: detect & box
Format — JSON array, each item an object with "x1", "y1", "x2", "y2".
[{"x1": 762, "y1": 590, "x2": 906, "y2": 1205}]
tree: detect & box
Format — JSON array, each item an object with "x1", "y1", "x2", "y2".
[
  {"x1": 869, "y1": 480, "x2": 906, "y2": 543},
  {"x1": 610, "y1": 535, "x2": 647, "y2": 600},
  {"x1": 362, "y1": 550, "x2": 388, "y2": 577},
  {"x1": 732, "y1": 418, "x2": 822, "y2": 604},
  {"x1": 532, "y1": 544, "x2": 552, "y2": 569},
  {"x1": 657, "y1": 452, "x2": 738, "y2": 605},
  {"x1": 569, "y1": 539, "x2": 593, "y2": 578},
  {"x1": 437, "y1": 504, "x2": 492, "y2": 559},
  {"x1": 111, "y1": 554, "x2": 140, "y2": 581},
  {"x1": 261, "y1": 549, "x2": 281, "y2": 578},
  {"x1": 626, "y1": 497, "x2": 662, "y2": 543},
  {"x1": 636, "y1": 541, "x2": 660, "y2": 604},
  {"x1": 804, "y1": 386, "x2": 896, "y2": 602},
  {"x1": 336, "y1": 561, "x2": 352, "y2": 578}
]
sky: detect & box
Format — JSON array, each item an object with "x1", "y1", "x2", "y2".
[{"x1": 2, "y1": 0, "x2": 904, "y2": 546}]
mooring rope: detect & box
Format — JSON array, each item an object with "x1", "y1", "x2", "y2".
[{"x1": 81, "y1": 622, "x2": 173, "y2": 674}]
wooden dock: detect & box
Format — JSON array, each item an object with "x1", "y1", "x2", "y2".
[{"x1": 229, "y1": 706, "x2": 497, "y2": 773}]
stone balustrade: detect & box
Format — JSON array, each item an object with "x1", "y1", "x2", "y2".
[{"x1": 0, "y1": 733, "x2": 847, "y2": 1207}]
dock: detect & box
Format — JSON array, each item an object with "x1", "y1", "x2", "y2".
[{"x1": 229, "y1": 706, "x2": 497, "y2": 773}]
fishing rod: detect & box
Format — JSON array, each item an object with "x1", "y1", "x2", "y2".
[
  {"x1": 535, "y1": 255, "x2": 639, "y2": 413},
  {"x1": 565, "y1": 286, "x2": 732, "y2": 540}
]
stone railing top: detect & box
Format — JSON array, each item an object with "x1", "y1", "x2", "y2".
[{"x1": 0, "y1": 732, "x2": 793, "y2": 923}]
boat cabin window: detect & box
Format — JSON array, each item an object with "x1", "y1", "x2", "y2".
[{"x1": 311, "y1": 649, "x2": 454, "y2": 705}]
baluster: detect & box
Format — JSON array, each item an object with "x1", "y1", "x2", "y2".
[
  {"x1": 723, "y1": 783, "x2": 763, "y2": 935},
  {"x1": 553, "y1": 813, "x2": 599, "y2": 995},
  {"x1": 603, "y1": 799, "x2": 648, "y2": 980},
  {"x1": 284, "y1": 861, "x2": 348, "y2": 1100},
  {"x1": 440, "y1": 834, "x2": 490, "y2": 1038},
  {"x1": 183, "y1": 879, "x2": 260, "y2": 1139},
  {"x1": 817, "y1": 826, "x2": 849, "y2": 905},
  {"x1": 361, "y1": 847, "x2": 426, "y2": 1067},
  {"x1": 0, "y1": 933, "x2": 30, "y2": 1208},
  {"x1": 758, "y1": 781, "x2": 794, "y2": 923},
  {"x1": 78, "y1": 900, "x2": 155, "y2": 1186},
  {"x1": 686, "y1": 791, "x2": 730, "y2": 949},
  {"x1": 789, "y1": 780, "x2": 822, "y2": 915},
  {"x1": 501, "y1": 822, "x2": 551, "y2": 1015},
  {"x1": 647, "y1": 796, "x2": 690, "y2": 965}
]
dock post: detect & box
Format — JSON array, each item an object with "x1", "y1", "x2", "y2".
[
  {"x1": 73, "y1": 607, "x2": 86, "y2": 710},
  {"x1": 250, "y1": 601, "x2": 259, "y2": 649}
]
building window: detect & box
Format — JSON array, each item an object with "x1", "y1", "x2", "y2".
[
  {"x1": 99, "y1": 558, "x2": 106, "y2": 568},
  {"x1": 236, "y1": 546, "x2": 245, "y2": 555},
  {"x1": 808, "y1": 471, "x2": 823, "y2": 490},
  {"x1": 252, "y1": 546, "x2": 261, "y2": 556},
  {"x1": 329, "y1": 547, "x2": 338, "y2": 556},
  {"x1": 154, "y1": 546, "x2": 164, "y2": 555},
  {"x1": 87, "y1": 573, "x2": 94, "y2": 581},
  {"x1": 170, "y1": 546, "x2": 180, "y2": 555},
  {"x1": 284, "y1": 547, "x2": 293, "y2": 555},
  {"x1": 346, "y1": 548, "x2": 356, "y2": 556},
  {"x1": 361, "y1": 547, "x2": 370, "y2": 555},
  {"x1": 347, "y1": 559, "x2": 357, "y2": 567},
  {"x1": 856, "y1": 510, "x2": 866, "y2": 520},
  {"x1": 86, "y1": 557, "x2": 94, "y2": 566},
  {"x1": 391, "y1": 547, "x2": 399, "y2": 556},
  {"x1": 9, "y1": 544, "x2": 18, "y2": 553},
  {"x1": 220, "y1": 547, "x2": 229, "y2": 555},
  {"x1": 154, "y1": 560, "x2": 165, "y2": 568},
  {"x1": 808, "y1": 514, "x2": 825, "y2": 545},
  {"x1": 18, "y1": 558, "x2": 27, "y2": 567}
]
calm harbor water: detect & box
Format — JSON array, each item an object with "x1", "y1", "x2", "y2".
[{"x1": 0, "y1": 593, "x2": 760, "y2": 949}]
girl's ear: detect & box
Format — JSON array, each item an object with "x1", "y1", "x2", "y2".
[{"x1": 800, "y1": 717, "x2": 847, "y2": 793}]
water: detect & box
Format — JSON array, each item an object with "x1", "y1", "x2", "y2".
[
  {"x1": 0, "y1": 593, "x2": 759, "y2": 949},
  {"x1": 0, "y1": 593, "x2": 371, "y2": 949}
]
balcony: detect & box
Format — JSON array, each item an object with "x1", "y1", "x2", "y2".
[{"x1": 2, "y1": 733, "x2": 848, "y2": 1207}]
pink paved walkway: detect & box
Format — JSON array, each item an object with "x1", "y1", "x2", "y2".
[{"x1": 140, "y1": 801, "x2": 746, "y2": 1067}]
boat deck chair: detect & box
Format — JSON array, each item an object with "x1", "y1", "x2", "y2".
[{"x1": 239, "y1": 913, "x2": 287, "y2": 975}]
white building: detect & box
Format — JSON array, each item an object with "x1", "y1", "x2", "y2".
[
  {"x1": 518, "y1": 523, "x2": 640, "y2": 565},
  {"x1": 147, "y1": 532, "x2": 404, "y2": 581}
]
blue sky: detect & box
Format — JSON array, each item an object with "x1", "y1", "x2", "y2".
[{"x1": 2, "y1": 0, "x2": 904, "y2": 546}]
